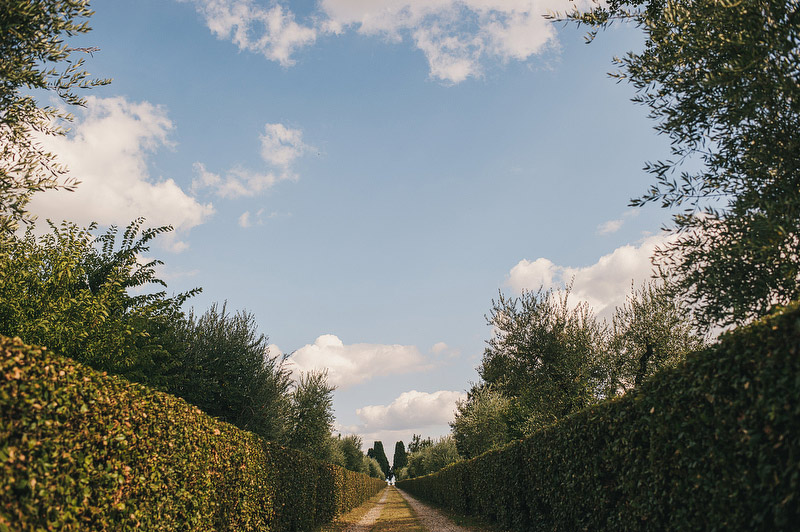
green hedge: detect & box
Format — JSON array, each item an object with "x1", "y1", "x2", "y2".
[
  {"x1": 0, "y1": 336, "x2": 384, "y2": 531},
  {"x1": 398, "y1": 303, "x2": 800, "y2": 531}
]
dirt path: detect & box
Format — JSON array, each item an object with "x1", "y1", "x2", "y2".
[
  {"x1": 346, "y1": 489, "x2": 390, "y2": 532},
  {"x1": 395, "y1": 488, "x2": 478, "y2": 532},
  {"x1": 339, "y1": 486, "x2": 486, "y2": 532}
]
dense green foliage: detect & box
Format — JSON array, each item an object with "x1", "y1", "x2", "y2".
[
  {"x1": 455, "y1": 283, "x2": 702, "y2": 447},
  {"x1": 0, "y1": 336, "x2": 384, "y2": 531},
  {"x1": 392, "y1": 441, "x2": 407, "y2": 472},
  {"x1": 367, "y1": 441, "x2": 391, "y2": 479},
  {"x1": 450, "y1": 385, "x2": 510, "y2": 459},
  {"x1": 0, "y1": 219, "x2": 346, "y2": 460},
  {"x1": 162, "y1": 303, "x2": 293, "y2": 443},
  {"x1": 288, "y1": 371, "x2": 336, "y2": 461},
  {"x1": 399, "y1": 303, "x2": 800, "y2": 530},
  {"x1": 604, "y1": 281, "x2": 705, "y2": 394},
  {"x1": 327, "y1": 435, "x2": 385, "y2": 480},
  {"x1": 563, "y1": 0, "x2": 800, "y2": 329},
  {"x1": 480, "y1": 288, "x2": 606, "y2": 436},
  {"x1": 0, "y1": 219, "x2": 196, "y2": 380},
  {"x1": 0, "y1": 0, "x2": 110, "y2": 233},
  {"x1": 400, "y1": 436, "x2": 460, "y2": 480}
]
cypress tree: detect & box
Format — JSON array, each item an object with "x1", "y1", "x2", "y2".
[{"x1": 371, "y1": 441, "x2": 390, "y2": 478}]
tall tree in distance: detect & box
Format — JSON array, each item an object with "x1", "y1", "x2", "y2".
[
  {"x1": 392, "y1": 441, "x2": 407, "y2": 473},
  {"x1": 368, "y1": 441, "x2": 391, "y2": 479},
  {"x1": 560, "y1": 0, "x2": 800, "y2": 329},
  {"x1": 1, "y1": 0, "x2": 110, "y2": 234}
]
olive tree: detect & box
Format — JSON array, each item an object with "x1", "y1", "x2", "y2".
[
  {"x1": 559, "y1": 0, "x2": 800, "y2": 329},
  {"x1": 1, "y1": 0, "x2": 110, "y2": 233}
]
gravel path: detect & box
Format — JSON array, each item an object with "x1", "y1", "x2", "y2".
[
  {"x1": 396, "y1": 488, "x2": 476, "y2": 532},
  {"x1": 346, "y1": 489, "x2": 390, "y2": 532}
]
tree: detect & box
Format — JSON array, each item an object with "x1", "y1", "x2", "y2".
[
  {"x1": 480, "y1": 287, "x2": 606, "y2": 436},
  {"x1": 0, "y1": 218, "x2": 195, "y2": 378},
  {"x1": 562, "y1": 0, "x2": 800, "y2": 329},
  {"x1": 368, "y1": 441, "x2": 391, "y2": 479},
  {"x1": 603, "y1": 281, "x2": 705, "y2": 395},
  {"x1": 392, "y1": 441, "x2": 408, "y2": 472},
  {"x1": 363, "y1": 456, "x2": 385, "y2": 480},
  {"x1": 450, "y1": 384, "x2": 511, "y2": 459},
  {"x1": 164, "y1": 303, "x2": 293, "y2": 442},
  {"x1": 405, "y1": 436, "x2": 460, "y2": 478},
  {"x1": 287, "y1": 370, "x2": 335, "y2": 459},
  {"x1": 337, "y1": 434, "x2": 366, "y2": 473},
  {"x1": 1, "y1": 0, "x2": 110, "y2": 233},
  {"x1": 407, "y1": 434, "x2": 433, "y2": 454}
]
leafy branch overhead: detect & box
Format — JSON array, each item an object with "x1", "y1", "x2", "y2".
[
  {"x1": 558, "y1": 0, "x2": 800, "y2": 329},
  {"x1": 0, "y1": 0, "x2": 110, "y2": 234}
]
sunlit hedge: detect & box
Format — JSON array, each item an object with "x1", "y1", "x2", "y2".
[
  {"x1": 0, "y1": 336, "x2": 384, "y2": 531},
  {"x1": 398, "y1": 303, "x2": 800, "y2": 530}
]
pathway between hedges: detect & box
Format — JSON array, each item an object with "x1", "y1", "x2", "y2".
[{"x1": 344, "y1": 487, "x2": 484, "y2": 532}]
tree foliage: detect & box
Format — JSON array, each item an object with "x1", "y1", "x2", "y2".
[
  {"x1": 407, "y1": 434, "x2": 434, "y2": 454},
  {"x1": 0, "y1": 0, "x2": 110, "y2": 233},
  {"x1": 392, "y1": 440, "x2": 408, "y2": 472},
  {"x1": 563, "y1": 0, "x2": 800, "y2": 329},
  {"x1": 480, "y1": 287, "x2": 607, "y2": 436},
  {"x1": 404, "y1": 436, "x2": 460, "y2": 479},
  {"x1": 0, "y1": 218, "x2": 195, "y2": 378},
  {"x1": 367, "y1": 440, "x2": 391, "y2": 479},
  {"x1": 163, "y1": 302, "x2": 293, "y2": 443},
  {"x1": 0, "y1": 217, "x2": 345, "y2": 452},
  {"x1": 287, "y1": 370, "x2": 336, "y2": 459},
  {"x1": 603, "y1": 281, "x2": 705, "y2": 395},
  {"x1": 463, "y1": 282, "x2": 702, "y2": 442},
  {"x1": 450, "y1": 384, "x2": 511, "y2": 459}
]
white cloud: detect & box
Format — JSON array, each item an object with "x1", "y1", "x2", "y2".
[
  {"x1": 286, "y1": 334, "x2": 431, "y2": 389},
  {"x1": 355, "y1": 390, "x2": 466, "y2": 431},
  {"x1": 28, "y1": 96, "x2": 214, "y2": 251},
  {"x1": 238, "y1": 208, "x2": 283, "y2": 228},
  {"x1": 430, "y1": 341, "x2": 460, "y2": 358},
  {"x1": 182, "y1": 0, "x2": 589, "y2": 84},
  {"x1": 192, "y1": 123, "x2": 307, "y2": 199},
  {"x1": 191, "y1": 163, "x2": 288, "y2": 199},
  {"x1": 597, "y1": 219, "x2": 624, "y2": 235},
  {"x1": 182, "y1": 0, "x2": 317, "y2": 66},
  {"x1": 431, "y1": 341, "x2": 449, "y2": 354},
  {"x1": 506, "y1": 233, "x2": 677, "y2": 319},
  {"x1": 597, "y1": 209, "x2": 640, "y2": 235},
  {"x1": 260, "y1": 123, "x2": 309, "y2": 168},
  {"x1": 319, "y1": 0, "x2": 587, "y2": 83}
]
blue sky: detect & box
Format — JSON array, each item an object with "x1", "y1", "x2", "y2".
[{"x1": 31, "y1": 0, "x2": 677, "y2": 450}]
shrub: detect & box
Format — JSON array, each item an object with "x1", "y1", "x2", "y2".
[
  {"x1": 398, "y1": 303, "x2": 800, "y2": 530},
  {"x1": 0, "y1": 336, "x2": 384, "y2": 531}
]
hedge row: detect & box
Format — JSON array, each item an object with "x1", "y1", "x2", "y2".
[
  {"x1": 0, "y1": 336, "x2": 385, "y2": 531},
  {"x1": 398, "y1": 303, "x2": 800, "y2": 531}
]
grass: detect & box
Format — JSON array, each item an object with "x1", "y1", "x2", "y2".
[
  {"x1": 369, "y1": 487, "x2": 427, "y2": 532},
  {"x1": 315, "y1": 488, "x2": 388, "y2": 532}
]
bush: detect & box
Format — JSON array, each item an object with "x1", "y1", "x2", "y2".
[
  {"x1": 398, "y1": 303, "x2": 800, "y2": 530},
  {"x1": 0, "y1": 336, "x2": 384, "y2": 531}
]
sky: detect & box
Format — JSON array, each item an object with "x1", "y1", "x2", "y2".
[{"x1": 30, "y1": 0, "x2": 679, "y2": 453}]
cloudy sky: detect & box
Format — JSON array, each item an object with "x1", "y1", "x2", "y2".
[{"x1": 32, "y1": 0, "x2": 677, "y2": 453}]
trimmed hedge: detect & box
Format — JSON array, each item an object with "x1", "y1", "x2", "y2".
[
  {"x1": 0, "y1": 336, "x2": 384, "y2": 531},
  {"x1": 398, "y1": 303, "x2": 800, "y2": 531}
]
